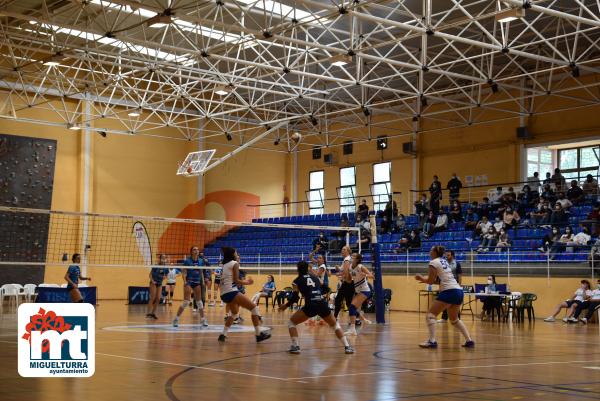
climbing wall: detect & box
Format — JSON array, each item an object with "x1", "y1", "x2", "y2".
[{"x1": 0, "y1": 133, "x2": 57, "y2": 285}]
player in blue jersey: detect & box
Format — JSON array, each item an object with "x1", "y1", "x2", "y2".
[
  {"x1": 173, "y1": 246, "x2": 208, "y2": 327},
  {"x1": 146, "y1": 254, "x2": 168, "y2": 320},
  {"x1": 279, "y1": 260, "x2": 354, "y2": 355},
  {"x1": 64, "y1": 253, "x2": 92, "y2": 303}
]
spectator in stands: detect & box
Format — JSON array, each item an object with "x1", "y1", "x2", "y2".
[
  {"x1": 589, "y1": 238, "x2": 600, "y2": 268},
  {"x1": 495, "y1": 228, "x2": 511, "y2": 252},
  {"x1": 478, "y1": 226, "x2": 498, "y2": 252},
  {"x1": 543, "y1": 172, "x2": 553, "y2": 186},
  {"x1": 539, "y1": 226, "x2": 561, "y2": 253},
  {"x1": 357, "y1": 199, "x2": 369, "y2": 220},
  {"x1": 583, "y1": 203, "x2": 600, "y2": 236},
  {"x1": 493, "y1": 216, "x2": 504, "y2": 232},
  {"x1": 478, "y1": 197, "x2": 491, "y2": 219},
  {"x1": 434, "y1": 211, "x2": 448, "y2": 233},
  {"x1": 354, "y1": 228, "x2": 371, "y2": 251},
  {"x1": 490, "y1": 187, "x2": 504, "y2": 205},
  {"x1": 518, "y1": 185, "x2": 537, "y2": 211},
  {"x1": 379, "y1": 215, "x2": 392, "y2": 234},
  {"x1": 447, "y1": 173, "x2": 463, "y2": 201},
  {"x1": 583, "y1": 174, "x2": 599, "y2": 197},
  {"x1": 550, "y1": 203, "x2": 568, "y2": 226},
  {"x1": 475, "y1": 215, "x2": 492, "y2": 238},
  {"x1": 384, "y1": 199, "x2": 398, "y2": 226},
  {"x1": 355, "y1": 214, "x2": 370, "y2": 232},
  {"x1": 541, "y1": 184, "x2": 557, "y2": 204},
  {"x1": 414, "y1": 194, "x2": 429, "y2": 215},
  {"x1": 530, "y1": 200, "x2": 551, "y2": 226},
  {"x1": 572, "y1": 279, "x2": 600, "y2": 323},
  {"x1": 418, "y1": 211, "x2": 427, "y2": 229},
  {"x1": 567, "y1": 180, "x2": 585, "y2": 205},
  {"x1": 544, "y1": 280, "x2": 592, "y2": 322},
  {"x1": 312, "y1": 231, "x2": 328, "y2": 253},
  {"x1": 395, "y1": 214, "x2": 406, "y2": 233},
  {"x1": 395, "y1": 229, "x2": 421, "y2": 253},
  {"x1": 552, "y1": 168, "x2": 567, "y2": 192},
  {"x1": 503, "y1": 207, "x2": 521, "y2": 229},
  {"x1": 550, "y1": 226, "x2": 574, "y2": 260},
  {"x1": 449, "y1": 201, "x2": 463, "y2": 223},
  {"x1": 422, "y1": 210, "x2": 436, "y2": 238},
  {"x1": 429, "y1": 175, "x2": 442, "y2": 214},
  {"x1": 502, "y1": 187, "x2": 517, "y2": 204},
  {"x1": 464, "y1": 207, "x2": 479, "y2": 231},
  {"x1": 528, "y1": 172, "x2": 541, "y2": 192},
  {"x1": 566, "y1": 226, "x2": 592, "y2": 253},
  {"x1": 556, "y1": 190, "x2": 574, "y2": 209}
]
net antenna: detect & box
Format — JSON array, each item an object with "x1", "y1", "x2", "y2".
[{"x1": 176, "y1": 149, "x2": 216, "y2": 177}]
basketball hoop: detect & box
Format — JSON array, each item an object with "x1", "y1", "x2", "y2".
[{"x1": 176, "y1": 149, "x2": 216, "y2": 177}]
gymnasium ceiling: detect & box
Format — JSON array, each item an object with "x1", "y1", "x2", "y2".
[{"x1": 0, "y1": 0, "x2": 599, "y2": 153}]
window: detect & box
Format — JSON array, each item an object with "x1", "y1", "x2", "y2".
[
  {"x1": 558, "y1": 145, "x2": 600, "y2": 182},
  {"x1": 308, "y1": 170, "x2": 324, "y2": 215},
  {"x1": 339, "y1": 167, "x2": 356, "y2": 214},
  {"x1": 526, "y1": 147, "x2": 554, "y2": 181},
  {"x1": 372, "y1": 162, "x2": 391, "y2": 212}
]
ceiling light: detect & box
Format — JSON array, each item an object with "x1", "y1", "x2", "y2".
[
  {"x1": 214, "y1": 84, "x2": 233, "y2": 96},
  {"x1": 128, "y1": 111, "x2": 140, "y2": 117},
  {"x1": 67, "y1": 123, "x2": 80, "y2": 130},
  {"x1": 28, "y1": 20, "x2": 37, "y2": 25},
  {"x1": 495, "y1": 8, "x2": 525, "y2": 23},
  {"x1": 148, "y1": 14, "x2": 173, "y2": 28},
  {"x1": 215, "y1": 90, "x2": 228, "y2": 96},
  {"x1": 330, "y1": 54, "x2": 352, "y2": 67},
  {"x1": 43, "y1": 52, "x2": 65, "y2": 66}
]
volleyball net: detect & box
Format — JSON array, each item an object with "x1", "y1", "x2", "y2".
[{"x1": 0, "y1": 205, "x2": 363, "y2": 271}]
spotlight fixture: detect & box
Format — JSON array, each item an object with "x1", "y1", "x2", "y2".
[
  {"x1": 376, "y1": 135, "x2": 388, "y2": 151},
  {"x1": 310, "y1": 115, "x2": 318, "y2": 126},
  {"x1": 330, "y1": 53, "x2": 353, "y2": 67},
  {"x1": 362, "y1": 105, "x2": 371, "y2": 117},
  {"x1": 148, "y1": 13, "x2": 173, "y2": 28},
  {"x1": 420, "y1": 95, "x2": 428, "y2": 107},
  {"x1": 273, "y1": 137, "x2": 280, "y2": 146},
  {"x1": 225, "y1": 132, "x2": 232, "y2": 141},
  {"x1": 570, "y1": 63, "x2": 580, "y2": 78},
  {"x1": 495, "y1": 7, "x2": 525, "y2": 23},
  {"x1": 67, "y1": 123, "x2": 80, "y2": 131},
  {"x1": 99, "y1": 131, "x2": 107, "y2": 138},
  {"x1": 488, "y1": 79, "x2": 499, "y2": 93}
]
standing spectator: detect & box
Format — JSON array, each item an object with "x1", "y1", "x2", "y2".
[
  {"x1": 549, "y1": 203, "x2": 568, "y2": 226},
  {"x1": 582, "y1": 174, "x2": 599, "y2": 197},
  {"x1": 449, "y1": 201, "x2": 463, "y2": 223},
  {"x1": 422, "y1": 210, "x2": 436, "y2": 238},
  {"x1": 312, "y1": 231, "x2": 329, "y2": 252},
  {"x1": 550, "y1": 226, "x2": 574, "y2": 259},
  {"x1": 384, "y1": 199, "x2": 398, "y2": 223},
  {"x1": 464, "y1": 207, "x2": 479, "y2": 231},
  {"x1": 478, "y1": 197, "x2": 491, "y2": 219},
  {"x1": 539, "y1": 226, "x2": 561, "y2": 253},
  {"x1": 503, "y1": 207, "x2": 521, "y2": 230},
  {"x1": 552, "y1": 168, "x2": 567, "y2": 192},
  {"x1": 528, "y1": 172, "x2": 541, "y2": 193},
  {"x1": 414, "y1": 194, "x2": 429, "y2": 215},
  {"x1": 541, "y1": 184, "x2": 557, "y2": 204},
  {"x1": 357, "y1": 199, "x2": 369, "y2": 220},
  {"x1": 566, "y1": 226, "x2": 591, "y2": 253},
  {"x1": 495, "y1": 228, "x2": 511, "y2": 252},
  {"x1": 490, "y1": 187, "x2": 504, "y2": 205},
  {"x1": 555, "y1": 192, "x2": 573, "y2": 210},
  {"x1": 447, "y1": 173, "x2": 463, "y2": 202},
  {"x1": 434, "y1": 212, "x2": 449, "y2": 234},
  {"x1": 429, "y1": 175, "x2": 442, "y2": 214},
  {"x1": 543, "y1": 172, "x2": 553, "y2": 186},
  {"x1": 566, "y1": 180, "x2": 585, "y2": 205}
]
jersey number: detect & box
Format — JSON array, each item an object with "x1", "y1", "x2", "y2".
[{"x1": 306, "y1": 277, "x2": 316, "y2": 287}]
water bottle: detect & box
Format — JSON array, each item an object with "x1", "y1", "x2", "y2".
[{"x1": 427, "y1": 284, "x2": 432, "y2": 292}]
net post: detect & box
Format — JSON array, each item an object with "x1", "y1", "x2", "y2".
[
  {"x1": 369, "y1": 214, "x2": 385, "y2": 324},
  {"x1": 345, "y1": 231, "x2": 350, "y2": 248},
  {"x1": 406, "y1": 248, "x2": 409, "y2": 277}
]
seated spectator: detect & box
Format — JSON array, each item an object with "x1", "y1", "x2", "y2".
[
  {"x1": 528, "y1": 172, "x2": 541, "y2": 193},
  {"x1": 475, "y1": 215, "x2": 492, "y2": 238},
  {"x1": 589, "y1": 237, "x2": 600, "y2": 268},
  {"x1": 418, "y1": 211, "x2": 427, "y2": 228},
  {"x1": 582, "y1": 174, "x2": 599, "y2": 197},
  {"x1": 478, "y1": 197, "x2": 491, "y2": 218},
  {"x1": 395, "y1": 229, "x2": 421, "y2": 253},
  {"x1": 357, "y1": 199, "x2": 369, "y2": 220},
  {"x1": 582, "y1": 203, "x2": 600, "y2": 236},
  {"x1": 251, "y1": 275, "x2": 276, "y2": 304},
  {"x1": 549, "y1": 202, "x2": 568, "y2": 225},
  {"x1": 379, "y1": 215, "x2": 392, "y2": 234},
  {"x1": 447, "y1": 173, "x2": 463, "y2": 201},
  {"x1": 414, "y1": 194, "x2": 429, "y2": 215},
  {"x1": 480, "y1": 275, "x2": 503, "y2": 320},
  {"x1": 530, "y1": 200, "x2": 551, "y2": 226},
  {"x1": 539, "y1": 226, "x2": 561, "y2": 253},
  {"x1": 355, "y1": 215, "x2": 370, "y2": 231},
  {"x1": 478, "y1": 226, "x2": 498, "y2": 252},
  {"x1": 543, "y1": 171, "x2": 553, "y2": 186},
  {"x1": 544, "y1": 280, "x2": 592, "y2": 322},
  {"x1": 493, "y1": 216, "x2": 504, "y2": 232},
  {"x1": 541, "y1": 184, "x2": 557, "y2": 204},
  {"x1": 495, "y1": 228, "x2": 511, "y2": 252},
  {"x1": 502, "y1": 187, "x2": 517, "y2": 204},
  {"x1": 566, "y1": 180, "x2": 585, "y2": 205},
  {"x1": 312, "y1": 231, "x2": 328, "y2": 252},
  {"x1": 550, "y1": 226, "x2": 574, "y2": 260},
  {"x1": 518, "y1": 185, "x2": 537, "y2": 210},
  {"x1": 572, "y1": 279, "x2": 600, "y2": 323},
  {"x1": 449, "y1": 201, "x2": 463, "y2": 223},
  {"x1": 395, "y1": 214, "x2": 406, "y2": 233},
  {"x1": 354, "y1": 228, "x2": 371, "y2": 251},
  {"x1": 433, "y1": 212, "x2": 448, "y2": 233},
  {"x1": 503, "y1": 207, "x2": 520, "y2": 229},
  {"x1": 422, "y1": 211, "x2": 436, "y2": 238},
  {"x1": 566, "y1": 226, "x2": 592, "y2": 253},
  {"x1": 552, "y1": 168, "x2": 567, "y2": 192},
  {"x1": 464, "y1": 207, "x2": 479, "y2": 231}
]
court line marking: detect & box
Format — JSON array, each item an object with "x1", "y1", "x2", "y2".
[
  {"x1": 96, "y1": 352, "x2": 289, "y2": 381},
  {"x1": 288, "y1": 359, "x2": 600, "y2": 380}
]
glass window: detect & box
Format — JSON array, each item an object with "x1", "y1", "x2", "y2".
[
  {"x1": 581, "y1": 147, "x2": 599, "y2": 168},
  {"x1": 558, "y1": 146, "x2": 600, "y2": 182},
  {"x1": 525, "y1": 147, "x2": 555, "y2": 184},
  {"x1": 559, "y1": 149, "x2": 578, "y2": 170},
  {"x1": 540, "y1": 149, "x2": 553, "y2": 164},
  {"x1": 308, "y1": 170, "x2": 324, "y2": 215},
  {"x1": 339, "y1": 167, "x2": 356, "y2": 214},
  {"x1": 372, "y1": 162, "x2": 391, "y2": 211},
  {"x1": 527, "y1": 148, "x2": 538, "y2": 162}
]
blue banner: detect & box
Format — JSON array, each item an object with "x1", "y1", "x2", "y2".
[
  {"x1": 128, "y1": 286, "x2": 150, "y2": 304},
  {"x1": 36, "y1": 287, "x2": 97, "y2": 304}
]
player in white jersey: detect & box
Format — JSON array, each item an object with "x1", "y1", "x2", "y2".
[
  {"x1": 345, "y1": 253, "x2": 374, "y2": 336},
  {"x1": 218, "y1": 246, "x2": 271, "y2": 343},
  {"x1": 415, "y1": 246, "x2": 474, "y2": 348},
  {"x1": 165, "y1": 268, "x2": 180, "y2": 305}
]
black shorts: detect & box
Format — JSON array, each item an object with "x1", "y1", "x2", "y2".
[
  {"x1": 302, "y1": 301, "x2": 331, "y2": 319},
  {"x1": 566, "y1": 300, "x2": 583, "y2": 307},
  {"x1": 186, "y1": 281, "x2": 202, "y2": 289},
  {"x1": 149, "y1": 280, "x2": 162, "y2": 287}
]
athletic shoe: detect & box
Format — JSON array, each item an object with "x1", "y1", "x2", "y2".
[
  {"x1": 418, "y1": 340, "x2": 438, "y2": 348},
  {"x1": 256, "y1": 331, "x2": 272, "y2": 343},
  {"x1": 437, "y1": 319, "x2": 446, "y2": 323},
  {"x1": 145, "y1": 313, "x2": 152, "y2": 319},
  {"x1": 233, "y1": 317, "x2": 242, "y2": 325},
  {"x1": 209, "y1": 302, "x2": 215, "y2": 307},
  {"x1": 288, "y1": 345, "x2": 301, "y2": 354},
  {"x1": 149, "y1": 313, "x2": 158, "y2": 320},
  {"x1": 462, "y1": 340, "x2": 475, "y2": 348},
  {"x1": 218, "y1": 334, "x2": 227, "y2": 342},
  {"x1": 543, "y1": 317, "x2": 555, "y2": 322},
  {"x1": 344, "y1": 346, "x2": 355, "y2": 354},
  {"x1": 362, "y1": 318, "x2": 372, "y2": 325},
  {"x1": 172, "y1": 318, "x2": 179, "y2": 327},
  {"x1": 562, "y1": 317, "x2": 569, "y2": 323},
  {"x1": 220, "y1": 302, "x2": 224, "y2": 307},
  {"x1": 344, "y1": 328, "x2": 358, "y2": 336},
  {"x1": 201, "y1": 320, "x2": 209, "y2": 327},
  {"x1": 568, "y1": 317, "x2": 578, "y2": 323},
  {"x1": 581, "y1": 318, "x2": 588, "y2": 324}
]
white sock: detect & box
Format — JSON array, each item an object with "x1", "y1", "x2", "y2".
[
  {"x1": 291, "y1": 337, "x2": 299, "y2": 346},
  {"x1": 452, "y1": 319, "x2": 472, "y2": 341},
  {"x1": 222, "y1": 325, "x2": 229, "y2": 336},
  {"x1": 254, "y1": 325, "x2": 261, "y2": 335},
  {"x1": 427, "y1": 320, "x2": 436, "y2": 342},
  {"x1": 339, "y1": 336, "x2": 349, "y2": 347}
]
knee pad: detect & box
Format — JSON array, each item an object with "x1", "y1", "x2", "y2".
[
  {"x1": 334, "y1": 322, "x2": 342, "y2": 331},
  {"x1": 182, "y1": 300, "x2": 190, "y2": 308},
  {"x1": 349, "y1": 304, "x2": 358, "y2": 317},
  {"x1": 287, "y1": 320, "x2": 296, "y2": 329},
  {"x1": 426, "y1": 312, "x2": 436, "y2": 326},
  {"x1": 251, "y1": 306, "x2": 260, "y2": 316},
  {"x1": 196, "y1": 300, "x2": 204, "y2": 310},
  {"x1": 450, "y1": 319, "x2": 460, "y2": 325}
]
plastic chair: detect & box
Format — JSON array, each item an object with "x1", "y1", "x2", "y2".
[
  {"x1": 256, "y1": 288, "x2": 276, "y2": 310},
  {"x1": 514, "y1": 293, "x2": 537, "y2": 322},
  {"x1": 24, "y1": 284, "x2": 37, "y2": 302},
  {"x1": 1, "y1": 284, "x2": 20, "y2": 307}
]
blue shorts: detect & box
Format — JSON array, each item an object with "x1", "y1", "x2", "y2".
[
  {"x1": 302, "y1": 300, "x2": 331, "y2": 319},
  {"x1": 437, "y1": 289, "x2": 464, "y2": 305},
  {"x1": 221, "y1": 291, "x2": 239, "y2": 304},
  {"x1": 186, "y1": 281, "x2": 202, "y2": 289},
  {"x1": 66, "y1": 283, "x2": 76, "y2": 290},
  {"x1": 149, "y1": 280, "x2": 163, "y2": 287}
]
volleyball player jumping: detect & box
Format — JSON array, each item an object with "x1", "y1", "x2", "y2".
[
  {"x1": 279, "y1": 260, "x2": 354, "y2": 354},
  {"x1": 415, "y1": 245, "x2": 474, "y2": 348},
  {"x1": 218, "y1": 247, "x2": 271, "y2": 343}
]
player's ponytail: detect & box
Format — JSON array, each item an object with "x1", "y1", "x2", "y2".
[
  {"x1": 431, "y1": 245, "x2": 446, "y2": 258},
  {"x1": 222, "y1": 247, "x2": 236, "y2": 264},
  {"x1": 297, "y1": 260, "x2": 309, "y2": 275}
]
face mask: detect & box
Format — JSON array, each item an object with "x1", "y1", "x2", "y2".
[
  {"x1": 553, "y1": 230, "x2": 558, "y2": 234},
  {"x1": 487, "y1": 279, "x2": 493, "y2": 285}
]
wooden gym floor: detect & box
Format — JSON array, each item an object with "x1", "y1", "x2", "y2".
[{"x1": 1, "y1": 300, "x2": 600, "y2": 401}]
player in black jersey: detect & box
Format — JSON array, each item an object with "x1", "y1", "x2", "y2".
[{"x1": 279, "y1": 260, "x2": 354, "y2": 355}]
